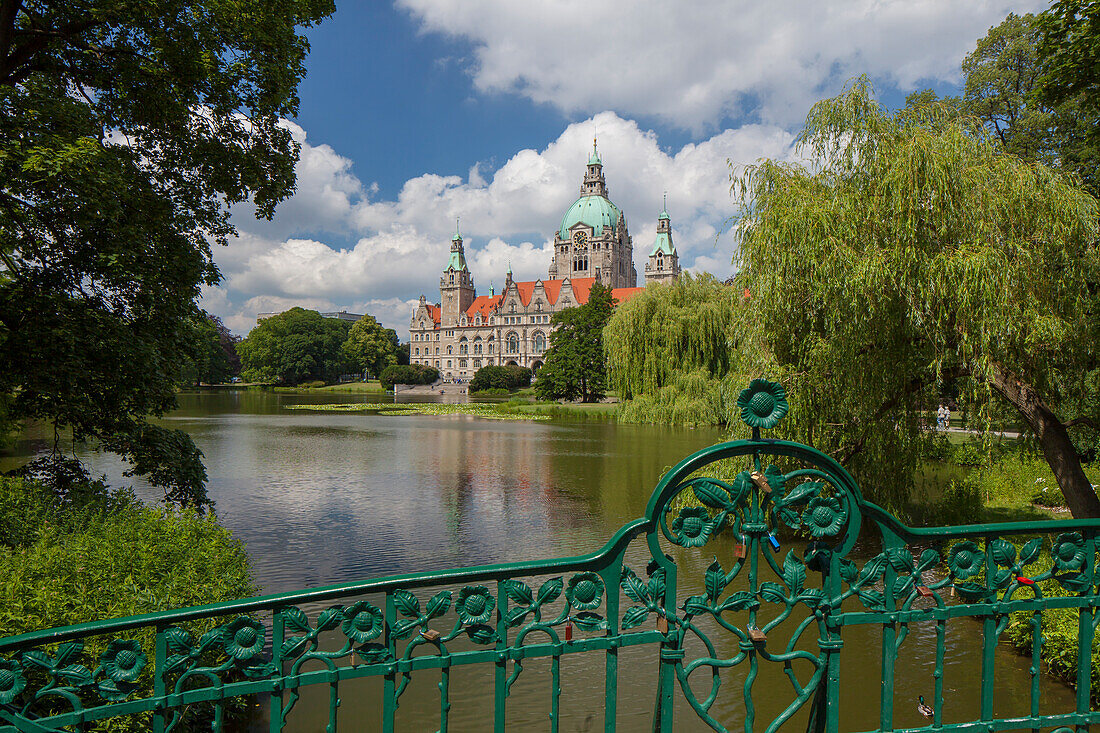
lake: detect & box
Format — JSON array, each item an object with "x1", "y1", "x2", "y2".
[{"x1": 1, "y1": 389, "x2": 1078, "y2": 731}]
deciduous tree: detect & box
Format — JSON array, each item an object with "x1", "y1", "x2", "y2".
[
  {"x1": 0, "y1": 0, "x2": 334, "y2": 506},
  {"x1": 535, "y1": 282, "x2": 614, "y2": 403},
  {"x1": 734, "y1": 78, "x2": 1100, "y2": 517},
  {"x1": 342, "y1": 315, "x2": 398, "y2": 379},
  {"x1": 237, "y1": 309, "x2": 350, "y2": 386}
]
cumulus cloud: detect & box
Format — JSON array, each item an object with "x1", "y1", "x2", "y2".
[
  {"x1": 204, "y1": 113, "x2": 795, "y2": 335},
  {"x1": 398, "y1": 0, "x2": 1044, "y2": 129}
]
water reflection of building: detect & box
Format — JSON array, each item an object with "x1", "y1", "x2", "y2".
[{"x1": 410, "y1": 143, "x2": 681, "y2": 382}]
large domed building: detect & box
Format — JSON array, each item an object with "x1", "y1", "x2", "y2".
[{"x1": 409, "y1": 142, "x2": 680, "y2": 381}]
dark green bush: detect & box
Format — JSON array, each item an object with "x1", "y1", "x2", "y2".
[
  {"x1": 0, "y1": 473, "x2": 256, "y2": 731},
  {"x1": 379, "y1": 364, "x2": 439, "y2": 389},
  {"x1": 299, "y1": 379, "x2": 327, "y2": 388},
  {"x1": 469, "y1": 365, "x2": 532, "y2": 393}
]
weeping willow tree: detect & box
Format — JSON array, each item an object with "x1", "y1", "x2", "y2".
[
  {"x1": 605, "y1": 274, "x2": 770, "y2": 426},
  {"x1": 734, "y1": 77, "x2": 1100, "y2": 517}
]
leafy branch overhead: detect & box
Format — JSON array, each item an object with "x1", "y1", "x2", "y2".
[{"x1": 0, "y1": 0, "x2": 335, "y2": 506}]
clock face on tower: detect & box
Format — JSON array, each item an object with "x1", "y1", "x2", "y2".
[{"x1": 572, "y1": 231, "x2": 588, "y2": 249}]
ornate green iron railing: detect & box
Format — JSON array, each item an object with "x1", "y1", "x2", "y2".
[{"x1": 1, "y1": 379, "x2": 1099, "y2": 732}]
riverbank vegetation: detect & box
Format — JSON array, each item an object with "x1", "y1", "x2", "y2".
[
  {"x1": 0, "y1": 461, "x2": 256, "y2": 730},
  {"x1": 469, "y1": 365, "x2": 532, "y2": 394}
]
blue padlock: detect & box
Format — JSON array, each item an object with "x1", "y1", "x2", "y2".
[{"x1": 767, "y1": 534, "x2": 780, "y2": 552}]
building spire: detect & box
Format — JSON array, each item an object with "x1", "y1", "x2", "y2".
[{"x1": 453, "y1": 217, "x2": 461, "y2": 241}]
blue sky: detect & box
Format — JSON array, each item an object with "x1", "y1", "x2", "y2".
[{"x1": 204, "y1": 0, "x2": 1044, "y2": 335}]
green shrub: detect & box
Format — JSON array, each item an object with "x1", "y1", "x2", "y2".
[
  {"x1": 379, "y1": 363, "x2": 439, "y2": 389},
  {"x1": 298, "y1": 379, "x2": 326, "y2": 388},
  {"x1": 0, "y1": 475, "x2": 256, "y2": 731},
  {"x1": 469, "y1": 365, "x2": 532, "y2": 393}
]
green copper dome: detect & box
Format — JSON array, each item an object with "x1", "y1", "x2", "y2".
[{"x1": 558, "y1": 195, "x2": 621, "y2": 239}]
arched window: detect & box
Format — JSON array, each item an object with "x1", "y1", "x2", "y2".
[
  {"x1": 506, "y1": 332, "x2": 519, "y2": 354},
  {"x1": 446, "y1": 345, "x2": 453, "y2": 355},
  {"x1": 473, "y1": 337, "x2": 483, "y2": 355},
  {"x1": 459, "y1": 337, "x2": 468, "y2": 355},
  {"x1": 533, "y1": 332, "x2": 546, "y2": 354}
]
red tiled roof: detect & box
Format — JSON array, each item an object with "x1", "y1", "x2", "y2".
[
  {"x1": 465, "y1": 294, "x2": 502, "y2": 320},
  {"x1": 425, "y1": 304, "x2": 441, "y2": 325},
  {"x1": 509, "y1": 277, "x2": 597, "y2": 307},
  {"x1": 611, "y1": 287, "x2": 645, "y2": 304}
]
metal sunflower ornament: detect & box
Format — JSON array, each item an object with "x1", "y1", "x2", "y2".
[{"x1": 736, "y1": 378, "x2": 789, "y2": 431}]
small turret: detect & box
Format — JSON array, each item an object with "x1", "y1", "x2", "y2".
[
  {"x1": 581, "y1": 137, "x2": 608, "y2": 197},
  {"x1": 645, "y1": 196, "x2": 680, "y2": 285}
]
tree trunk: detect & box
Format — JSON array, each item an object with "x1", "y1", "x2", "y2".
[{"x1": 989, "y1": 362, "x2": 1100, "y2": 518}]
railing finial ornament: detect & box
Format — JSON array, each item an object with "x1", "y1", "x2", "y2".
[{"x1": 736, "y1": 378, "x2": 789, "y2": 431}]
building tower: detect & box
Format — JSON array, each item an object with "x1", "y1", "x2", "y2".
[
  {"x1": 644, "y1": 197, "x2": 680, "y2": 284},
  {"x1": 440, "y1": 221, "x2": 475, "y2": 326},
  {"x1": 549, "y1": 139, "x2": 637, "y2": 288}
]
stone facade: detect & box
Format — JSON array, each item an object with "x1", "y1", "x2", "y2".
[{"x1": 409, "y1": 148, "x2": 680, "y2": 382}]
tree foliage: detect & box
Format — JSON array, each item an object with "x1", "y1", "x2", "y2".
[
  {"x1": 469, "y1": 365, "x2": 532, "y2": 393},
  {"x1": 909, "y1": 11, "x2": 1099, "y2": 195},
  {"x1": 342, "y1": 315, "x2": 398, "y2": 378},
  {"x1": 0, "y1": 0, "x2": 334, "y2": 507},
  {"x1": 180, "y1": 314, "x2": 240, "y2": 386},
  {"x1": 605, "y1": 274, "x2": 767, "y2": 426},
  {"x1": 733, "y1": 78, "x2": 1100, "y2": 517},
  {"x1": 1037, "y1": 0, "x2": 1100, "y2": 195},
  {"x1": 535, "y1": 282, "x2": 614, "y2": 403},
  {"x1": 237, "y1": 308, "x2": 350, "y2": 386},
  {"x1": 379, "y1": 363, "x2": 440, "y2": 390}
]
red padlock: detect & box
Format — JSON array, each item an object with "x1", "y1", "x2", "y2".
[
  {"x1": 1017, "y1": 576, "x2": 1036, "y2": 586},
  {"x1": 564, "y1": 621, "x2": 573, "y2": 642}
]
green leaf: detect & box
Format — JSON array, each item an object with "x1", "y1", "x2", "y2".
[
  {"x1": 355, "y1": 643, "x2": 391, "y2": 664},
  {"x1": 280, "y1": 636, "x2": 310, "y2": 660},
  {"x1": 705, "y1": 559, "x2": 726, "y2": 601},
  {"x1": 503, "y1": 579, "x2": 533, "y2": 606},
  {"x1": 648, "y1": 570, "x2": 666, "y2": 603},
  {"x1": 316, "y1": 606, "x2": 344, "y2": 632},
  {"x1": 719, "y1": 590, "x2": 758, "y2": 612},
  {"x1": 621, "y1": 567, "x2": 650, "y2": 604},
  {"x1": 21, "y1": 649, "x2": 51, "y2": 671},
  {"x1": 55, "y1": 641, "x2": 83, "y2": 667},
  {"x1": 681, "y1": 595, "x2": 711, "y2": 616},
  {"x1": 692, "y1": 480, "x2": 732, "y2": 509},
  {"x1": 571, "y1": 612, "x2": 606, "y2": 631},
  {"x1": 283, "y1": 607, "x2": 311, "y2": 633},
  {"x1": 163, "y1": 627, "x2": 194, "y2": 655},
  {"x1": 759, "y1": 582, "x2": 788, "y2": 604},
  {"x1": 621, "y1": 606, "x2": 650, "y2": 630},
  {"x1": 56, "y1": 664, "x2": 93, "y2": 686},
  {"x1": 916, "y1": 549, "x2": 940, "y2": 572},
  {"x1": 776, "y1": 505, "x2": 801, "y2": 530},
  {"x1": 887, "y1": 549, "x2": 915, "y2": 573},
  {"x1": 537, "y1": 578, "x2": 564, "y2": 606},
  {"x1": 1019, "y1": 538, "x2": 1042, "y2": 566},
  {"x1": 856, "y1": 590, "x2": 885, "y2": 611},
  {"x1": 425, "y1": 591, "x2": 452, "y2": 620},
  {"x1": 892, "y1": 576, "x2": 915, "y2": 600},
  {"x1": 990, "y1": 539, "x2": 1016, "y2": 566},
  {"x1": 391, "y1": 619, "x2": 420, "y2": 640},
  {"x1": 782, "y1": 480, "x2": 822, "y2": 506},
  {"x1": 505, "y1": 607, "x2": 530, "y2": 627},
  {"x1": 393, "y1": 590, "x2": 420, "y2": 618},
  {"x1": 466, "y1": 624, "x2": 497, "y2": 645},
  {"x1": 839, "y1": 559, "x2": 858, "y2": 583},
  {"x1": 858, "y1": 555, "x2": 888, "y2": 583},
  {"x1": 797, "y1": 589, "x2": 824, "y2": 609},
  {"x1": 782, "y1": 551, "x2": 806, "y2": 592}
]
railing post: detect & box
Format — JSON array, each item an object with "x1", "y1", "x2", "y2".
[
  {"x1": 1075, "y1": 535, "x2": 1096, "y2": 732},
  {"x1": 269, "y1": 608, "x2": 285, "y2": 733},
  {"x1": 494, "y1": 581, "x2": 508, "y2": 732},
  {"x1": 153, "y1": 624, "x2": 167, "y2": 733},
  {"x1": 383, "y1": 592, "x2": 397, "y2": 733},
  {"x1": 980, "y1": 535, "x2": 996, "y2": 723},
  {"x1": 654, "y1": 563, "x2": 676, "y2": 732}
]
